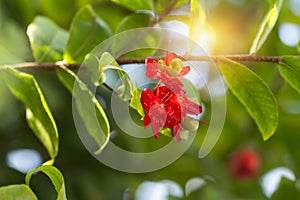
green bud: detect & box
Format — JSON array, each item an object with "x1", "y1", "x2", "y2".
[
  {"x1": 158, "y1": 60, "x2": 166, "y2": 71},
  {"x1": 167, "y1": 58, "x2": 183, "y2": 76},
  {"x1": 181, "y1": 117, "x2": 199, "y2": 131}
]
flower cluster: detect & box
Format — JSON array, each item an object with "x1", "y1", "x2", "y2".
[{"x1": 140, "y1": 53, "x2": 202, "y2": 141}]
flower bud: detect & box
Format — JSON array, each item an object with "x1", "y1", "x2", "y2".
[
  {"x1": 181, "y1": 117, "x2": 199, "y2": 131},
  {"x1": 158, "y1": 59, "x2": 166, "y2": 71},
  {"x1": 167, "y1": 58, "x2": 183, "y2": 76}
]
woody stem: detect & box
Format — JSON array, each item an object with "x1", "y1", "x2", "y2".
[{"x1": 3, "y1": 55, "x2": 299, "y2": 71}]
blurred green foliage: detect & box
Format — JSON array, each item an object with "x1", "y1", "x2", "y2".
[{"x1": 0, "y1": 0, "x2": 300, "y2": 199}]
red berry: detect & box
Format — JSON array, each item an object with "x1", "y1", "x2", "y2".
[{"x1": 228, "y1": 149, "x2": 261, "y2": 179}]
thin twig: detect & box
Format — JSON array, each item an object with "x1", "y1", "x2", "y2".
[
  {"x1": 117, "y1": 55, "x2": 300, "y2": 64},
  {"x1": 3, "y1": 55, "x2": 298, "y2": 71}
]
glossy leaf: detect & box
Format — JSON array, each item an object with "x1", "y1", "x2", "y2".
[
  {"x1": 94, "y1": 2, "x2": 131, "y2": 33},
  {"x1": 189, "y1": 0, "x2": 206, "y2": 52},
  {"x1": 155, "y1": 0, "x2": 189, "y2": 13},
  {"x1": 129, "y1": 82, "x2": 144, "y2": 117},
  {"x1": 39, "y1": 0, "x2": 76, "y2": 27},
  {"x1": 115, "y1": 13, "x2": 153, "y2": 33},
  {"x1": 249, "y1": 0, "x2": 283, "y2": 54},
  {"x1": 26, "y1": 165, "x2": 67, "y2": 200},
  {"x1": 83, "y1": 53, "x2": 101, "y2": 85},
  {"x1": 99, "y1": 52, "x2": 132, "y2": 101},
  {"x1": 0, "y1": 11, "x2": 31, "y2": 64},
  {"x1": 0, "y1": 67, "x2": 59, "y2": 159},
  {"x1": 0, "y1": 184, "x2": 37, "y2": 200},
  {"x1": 64, "y1": 5, "x2": 112, "y2": 63},
  {"x1": 27, "y1": 16, "x2": 69, "y2": 62},
  {"x1": 111, "y1": 0, "x2": 154, "y2": 11},
  {"x1": 279, "y1": 56, "x2": 300, "y2": 95},
  {"x1": 217, "y1": 58, "x2": 278, "y2": 141},
  {"x1": 57, "y1": 66, "x2": 110, "y2": 154},
  {"x1": 114, "y1": 13, "x2": 156, "y2": 58}
]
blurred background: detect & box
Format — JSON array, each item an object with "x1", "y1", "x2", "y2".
[{"x1": 0, "y1": 0, "x2": 300, "y2": 199}]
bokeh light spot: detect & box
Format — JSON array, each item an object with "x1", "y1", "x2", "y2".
[
  {"x1": 278, "y1": 22, "x2": 300, "y2": 47},
  {"x1": 6, "y1": 148, "x2": 42, "y2": 174}
]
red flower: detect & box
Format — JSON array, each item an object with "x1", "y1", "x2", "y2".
[
  {"x1": 141, "y1": 53, "x2": 202, "y2": 141},
  {"x1": 141, "y1": 86, "x2": 201, "y2": 141},
  {"x1": 145, "y1": 53, "x2": 190, "y2": 96}
]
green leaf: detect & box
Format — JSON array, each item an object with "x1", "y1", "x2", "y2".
[
  {"x1": 249, "y1": 0, "x2": 283, "y2": 54},
  {"x1": 99, "y1": 52, "x2": 132, "y2": 101},
  {"x1": 278, "y1": 56, "x2": 300, "y2": 95},
  {"x1": 3, "y1": 0, "x2": 36, "y2": 26},
  {"x1": 298, "y1": 40, "x2": 300, "y2": 53},
  {"x1": 95, "y1": 2, "x2": 131, "y2": 33},
  {"x1": 189, "y1": 0, "x2": 206, "y2": 52},
  {"x1": 160, "y1": 127, "x2": 173, "y2": 137},
  {"x1": 0, "y1": 11, "x2": 32, "y2": 64},
  {"x1": 64, "y1": 4, "x2": 112, "y2": 64},
  {"x1": 155, "y1": 0, "x2": 189, "y2": 13},
  {"x1": 115, "y1": 13, "x2": 153, "y2": 33},
  {"x1": 0, "y1": 67, "x2": 59, "y2": 159},
  {"x1": 217, "y1": 58, "x2": 278, "y2": 141},
  {"x1": 39, "y1": 0, "x2": 77, "y2": 27},
  {"x1": 57, "y1": 66, "x2": 110, "y2": 154},
  {"x1": 83, "y1": 53, "x2": 101, "y2": 85},
  {"x1": 114, "y1": 13, "x2": 156, "y2": 58},
  {"x1": 27, "y1": 16, "x2": 69, "y2": 62},
  {"x1": 129, "y1": 82, "x2": 144, "y2": 117},
  {"x1": 26, "y1": 165, "x2": 67, "y2": 200},
  {"x1": 0, "y1": 184, "x2": 38, "y2": 200},
  {"x1": 111, "y1": 0, "x2": 154, "y2": 11}
]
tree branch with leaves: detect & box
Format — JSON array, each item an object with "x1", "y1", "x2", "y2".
[{"x1": 0, "y1": 0, "x2": 300, "y2": 199}]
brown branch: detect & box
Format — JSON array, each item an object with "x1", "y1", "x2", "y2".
[
  {"x1": 117, "y1": 55, "x2": 300, "y2": 64},
  {"x1": 2, "y1": 55, "x2": 299, "y2": 71}
]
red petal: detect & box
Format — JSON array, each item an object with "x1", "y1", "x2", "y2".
[
  {"x1": 143, "y1": 113, "x2": 151, "y2": 127},
  {"x1": 151, "y1": 117, "x2": 161, "y2": 139},
  {"x1": 164, "y1": 53, "x2": 177, "y2": 65},
  {"x1": 173, "y1": 124, "x2": 184, "y2": 142},
  {"x1": 160, "y1": 73, "x2": 185, "y2": 95},
  {"x1": 180, "y1": 66, "x2": 191, "y2": 76},
  {"x1": 154, "y1": 86, "x2": 182, "y2": 128},
  {"x1": 145, "y1": 58, "x2": 156, "y2": 65},
  {"x1": 145, "y1": 58, "x2": 160, "y2": 79},
  {"x1": 181, "y1": 97, "x2": 202, "y2": 116},
  {"x1": 154, "y1": 86, "x2": 175, "y2": 104},
  {"x1": 145, "y1": 71, "x2": 160, "y2": 79},
  {"x1": 141, "y1": 88, "x2": 157, "y2": 111},
  {"x1": 148, "y1": 104, "x2": 167, "y2": 139}
]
